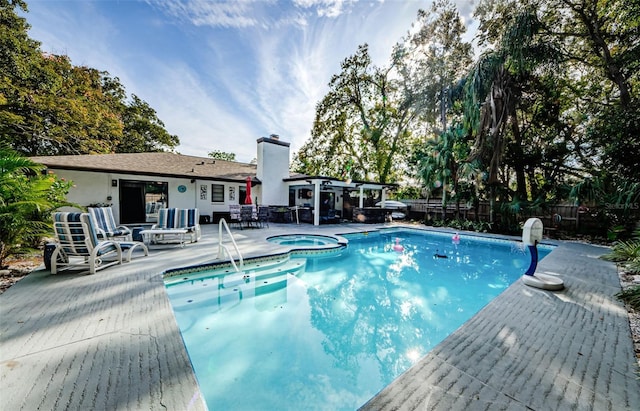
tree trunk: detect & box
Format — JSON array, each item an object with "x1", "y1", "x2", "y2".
[
  {"x1": 441, "y1": 182, "x2": 447, "y2": 221},
  {"x1": 511, "y1": 120, "x2": 527, "y2": 199},
  {"x1": 489, "y1": 185, "x2": 496, "y2": 224}
]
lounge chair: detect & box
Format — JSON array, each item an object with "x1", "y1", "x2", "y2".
[
  {"x1": 88, "y1": 206, "x2": 132, "y2": 241},
  {"x1": 51, "y1": 212, "x2": 123, "y2": 274},
  {"x1": 142, "y1": 208, "x2": 201, "y2": 246}
]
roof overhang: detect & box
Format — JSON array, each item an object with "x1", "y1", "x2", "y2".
[{"x1": 284, "y1": 175, "x2": 397, "y2": 190}]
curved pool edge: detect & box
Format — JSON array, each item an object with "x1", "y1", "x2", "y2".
[
  {"x1": 164, "y1": 225, "x2": 558, "y2": 282},
  {"x1": 267, "y1": 233, "x2": 342, "y2": 246},
  {"x1": 163, "y1": 238, "x2": 349, "y2": 281},
  {"x1": 342, "y1": 224, "x2": 558, "y2": 249}
]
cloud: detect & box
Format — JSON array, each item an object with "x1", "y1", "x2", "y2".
[
  {"x1": 146, "y1": 0, "x2": 260, "y2": 28},
  {"x1": 159, "y1": 0, "x2": 428, "y2": 157},
  {"x1": 23, "y1": 0, "x2": 480, "y2": 165},
  {"x1": 148, "y1": 0, "x2": 364, "y2": 30},
  {"x1": 293, "y1": 0, "x2": 357, "y2": 18},
  {"x1": 140, "y1": 60, "x2": 261, "y2": 161}
]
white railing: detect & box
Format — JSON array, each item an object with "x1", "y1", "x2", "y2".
[{"x1": 217, "y1": 218, "x2": 243, "y2": 272}]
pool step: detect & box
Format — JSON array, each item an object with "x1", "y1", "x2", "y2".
[
  {"x1": 166, "y1": 259, "x2": 307, "y2": 311},
  {"x1": 219, "y1": 255, "x2": 295, "y2": 274},
  {"x1": 222, "y1": 259, "x2": 306, "y2": 289}
]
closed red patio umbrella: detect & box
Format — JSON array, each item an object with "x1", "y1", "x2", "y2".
[{"x1": 245, "y1": 176, "x2": 252, "y2": 204}]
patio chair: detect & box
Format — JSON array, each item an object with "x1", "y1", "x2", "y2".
[
  {"x1": 240, "y1": 205, "x2": 258, "y2": 228},
  {"x1": 51, "y1": 212, "x2": 122, "y2": 274},
  {"x1": 145, "y1": 201, "x2": 164, "y2": 222},
  {"x1": 229, "y1": 204, "x2": 243, "y2": 229},
  {"x1": 177, "y1": 208, "x2": 202, "y2": 242},
  {"x1": 88, "y1": 206, "x2": 132, "y2": 241},
  {"x1": 145, "y1": 208, "x2": 201, "y2": 245},
  {"x1": 257, "y1": 206, "x2": 269, "y2": 228}
]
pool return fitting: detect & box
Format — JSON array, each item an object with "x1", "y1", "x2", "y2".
[{"x1": 521, "y1": 218, "x2": 564, "y2": 291}]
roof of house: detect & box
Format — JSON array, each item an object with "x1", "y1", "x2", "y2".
[{"x1": 30, "y1": 152, "x2": 259, "y2": 183}]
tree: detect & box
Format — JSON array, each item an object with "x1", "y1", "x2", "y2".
[
  {"x1": 557, "y1": 0, "x2": 639, "y2": 108},
  {"x1": 463, "y1": 5, "x2": 592, "y2": 224},
  {"x1": 468, "y1": 0, "x2": 639, "y2": 231},
  {"x1": 293, "y1": 44, "x2": 418, "y2": 184},
  {"x1": 208, "y1": 150, "x2": 236, "y2": 161},
  {"x1": 395, "y1": 0, "x2": 473, "y2": 132},
  {"x1": 397, "y1": 0, "x2": 474, "y2": 213},
  {"x1": 477, "y1": 0, "x2": 639, "y2": 107},
  {"x1": 0, "y1": 1, "x2": 180, "y2": 156},
  {"x1": 415, "y1": 124, "x2": 473, "y2": 219},
  {"x1": 118, "y1": 95, "x2": 179, "y2": 153}
]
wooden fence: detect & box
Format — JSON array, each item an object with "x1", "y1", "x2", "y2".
[{"x1": 400, "y1": 199, "x2": 622, "y2": 235}]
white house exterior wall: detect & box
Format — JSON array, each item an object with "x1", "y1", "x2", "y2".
[
  {"x1": 53, "y1": 169, "x2": 112, "y2": 211},
  {"x1": 48, "y1": 169, "x2": 263, "y2": 225}
]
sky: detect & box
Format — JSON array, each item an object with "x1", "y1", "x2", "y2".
[{"x1": 22, "y1": 0, "x2": 478, "y2": 163}]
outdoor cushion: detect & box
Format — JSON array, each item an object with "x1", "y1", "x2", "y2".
[
  {"x1": 151, "y1": 208, "x2": 201, "y2": 243},
  {"x1": 88, "y1": 207, "x2": 132, "y2": 240},
  {"x1": 51, "y1": 212, "x2": 122, "y2": 274}
]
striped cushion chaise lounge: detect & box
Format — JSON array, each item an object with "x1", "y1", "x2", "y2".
[{"x1": 51, "y1": 212, "x2": 123, "y2": 274}]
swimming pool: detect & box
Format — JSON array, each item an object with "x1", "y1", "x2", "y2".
[{"x1": 164, "y1": 229, "x2": 552, "y2": 410}]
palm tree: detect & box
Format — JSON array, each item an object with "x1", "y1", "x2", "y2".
[
  {"x1": 417, "y1": 124, "x2": 472, "y2": 220},
  {"x1": 0, "y1": 146, "x2": 72, "y2": 266},
  {"x1": 463, "y1": 51, "x2": 514, "y2": 223},
  {"x1": 463, "y1": 8, "x2": 557, "y2": 223}
]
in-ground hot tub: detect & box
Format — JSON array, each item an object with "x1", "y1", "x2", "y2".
[{"x1": 267, "y1": 234, "x2": 340, "y2": 247}]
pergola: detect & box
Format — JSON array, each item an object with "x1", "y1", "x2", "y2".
[{"x1": 284, "y1": 175, "x2": 397, "y2": 226}]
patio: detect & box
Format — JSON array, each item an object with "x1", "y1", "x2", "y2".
[{"x1": 1, "y1": 223, "x2": 638, "y2": 410}]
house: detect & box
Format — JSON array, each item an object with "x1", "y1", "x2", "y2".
[{"x1": 31, "y1": 136, "x2": 394, "y2": 226}]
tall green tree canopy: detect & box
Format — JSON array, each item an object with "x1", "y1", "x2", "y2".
[
  {"x1": 458, "y1": 0, "x2": 639, "y2": 224},
  {"x1": 117, "y1": 95, "x2": 179, "y2": 153},
  {"x1": 208, "y1": 150, "x2": 236, "y2": 161},
  {"x1": 398, "y1": 0, "x2": 474, "y2": 207},
  {"x1": 293, "y1": 44, "x2": 416, "y2": 184},
  {"x1": 293, "y1": 1, "x2": 474, "y2": 186},
  {"x1": 294, "y1": 0, "x2": 638, "y2": 232},
  {"x1": 0, "y1": 0, "x2": 179, "y2": 156},
  {"x1": 456, "y1": 0, "x2": 639, "y2": 226}
]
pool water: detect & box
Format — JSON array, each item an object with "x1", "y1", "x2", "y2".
[{"x1": 165, "y1": 230, "x2": 552, "y2": 410}]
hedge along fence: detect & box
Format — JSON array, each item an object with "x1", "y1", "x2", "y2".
[{"x1": 401, "y1": 199, "x2": 640, "y2": 236}]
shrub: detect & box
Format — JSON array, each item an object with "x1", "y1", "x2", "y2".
[
  {"x1": 601, "y1": 240, "x2": 640, "y2": 263},
  {"x1": 615, "y1": 286, "x2": 640, "y2": 311},
  {"x1": 0, "y1": 147, "x2": 73, "y2": 266}
]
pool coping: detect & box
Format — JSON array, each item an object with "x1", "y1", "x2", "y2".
[{"x1": 1, "y1": 222, "x2": 638, "y2": 410}]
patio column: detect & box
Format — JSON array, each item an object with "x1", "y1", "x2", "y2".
[
  {"x1": 313, "y1": 181, "x2": 321, "y2": 226},
  {"x1": 359, "y1": 186, "x2": 364, "y2": 208},
  {"x1": 381, "y1": 188, "x2": 387, "y2": 207}
]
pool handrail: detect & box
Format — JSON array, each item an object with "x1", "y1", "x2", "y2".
[{"x1": 217, "y1": 218, "x2": 244, "y2": 272}]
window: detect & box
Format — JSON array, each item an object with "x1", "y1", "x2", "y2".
[{"x1": 211, "y1": 184, "x2": 225, "y2": 202}]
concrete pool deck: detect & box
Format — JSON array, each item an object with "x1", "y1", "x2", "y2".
[{"x1": 1, "y1": 223, "x2": 638, "y2": 410}]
